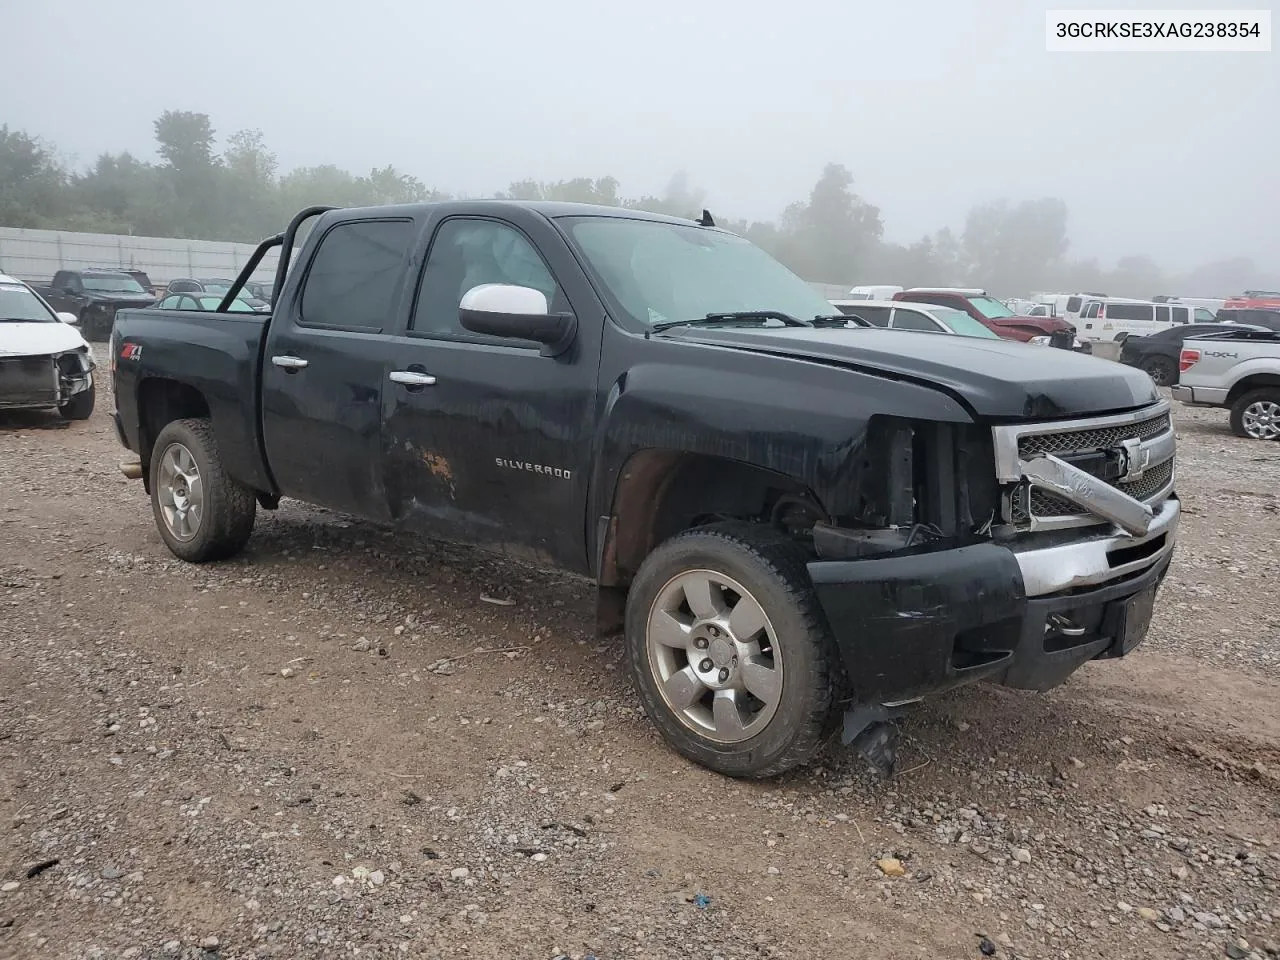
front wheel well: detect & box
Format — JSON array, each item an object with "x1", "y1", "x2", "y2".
[
  {"x1": 599, "y1": 451, "x2": 826, "y2": 589},
  {"x1": 1226, "y1": 374, "x2": 1280, "y2": 407}
]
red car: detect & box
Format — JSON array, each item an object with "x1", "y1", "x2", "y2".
[
  {"x1": 1223, "y1": 291, "x2": 1280, "y2": 310},
  {"x1": 893, "y1": 287, "x2": 1085, "y2": 351}
]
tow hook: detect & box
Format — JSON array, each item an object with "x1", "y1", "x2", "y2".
[
  {"x1": 842, "y1": 703, "x2": 908, "y2": 776},
  {"x1": 119, "y1": 459, "x2": 143, "y2": 480}
]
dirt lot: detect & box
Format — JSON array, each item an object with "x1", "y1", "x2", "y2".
[{"x1": 2, "y1": 368, "x2": 1278, "y2": 960}]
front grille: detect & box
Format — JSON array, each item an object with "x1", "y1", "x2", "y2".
[
  {"x1": 1117, "y1": 457, "x2": 1174, "y2": 501},
  {"x1": 1049, "y1": 331, "x2": 1075, "y2": 349},
  {"x1": 1000, "y1": 404, "x2": 1175, "y2": 529},
  {"x1": 1018, "y1": 411, "x2": 1170, "y2": 459},
  {"x1": 1019, "y1": 459, "x2": 1174, "y2": 521},
  {"x1": 0, "y1": 356, "x2": 57, "y2": 405}
]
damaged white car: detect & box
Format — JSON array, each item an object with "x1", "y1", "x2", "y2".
[{"x1": 0, "y1": 273, "x2": 96, "y2": 420}]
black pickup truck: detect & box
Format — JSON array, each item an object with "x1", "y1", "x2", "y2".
[
  {"x1": 110, "y1": 202, "x2": 1180, "y2": 778},
  {"x1": 33, "y1": 268, "x2": 157, "y2": 341}
]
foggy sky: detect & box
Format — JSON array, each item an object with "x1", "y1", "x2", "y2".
[{"x1": 8, "y1": 0, "x2": 1277, "y2": 272}]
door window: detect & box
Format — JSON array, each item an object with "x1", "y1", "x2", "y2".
[
  {"x1": 1170, "y1": 306, "x2": 1189, "y2": 324},
  {"x1": 411, "y1": 218, "x2": 561, "y2": 344},
  {"x1": 845, "y1": 305, "x2": 891, "y2": 326},
  {"x1": 890, "y1": 308, "x2": 943, "y2": 332},
  {"x1": 299, "y1": 219, "x2": 415, "y2": 330}
]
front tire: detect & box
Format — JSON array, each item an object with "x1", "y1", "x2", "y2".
[
  {"x1": 1141, "y1": 355, "x2": 1177, "y2": 387},
  {"x1": 150, "y1": 418, "x2": 257, "y2": 562},
  {"x1": 1230, "y1": 389, "x2": 1280, "y2": 441},
  {"x1": 58, "y1": 382, "x2": 95, "y2": 421},
  {"x1": 624, "y1": 523, "x2": 841, "y2": 778}
]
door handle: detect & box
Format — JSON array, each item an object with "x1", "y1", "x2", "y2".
[
  {"x1": 389, "y1": 370, "x2": 437, "y2": 387},
  {"x1": 271, "y1": 355, "x2": 309, "y2": 370}
]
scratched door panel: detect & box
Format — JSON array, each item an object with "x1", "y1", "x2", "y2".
[{"x1": 380, "y1": 338, "x2": 595, "y2": 568}]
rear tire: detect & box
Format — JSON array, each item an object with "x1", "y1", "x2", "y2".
[
  {"x1": 1229, "y1": 389, "x2": 1280, "y2": 441},
  {"x1": 624, "y1": 522, "x2": 841, "y2": 778},
  {"x1": 1141, "y1": 355, "x2": 1177, "y2": 387},
  {"x1": 58, "y1": 382, "x2": 95, "y2": 421},
  {"x1": 150, "y1": 418, "x2": 257, "y2": 562}
]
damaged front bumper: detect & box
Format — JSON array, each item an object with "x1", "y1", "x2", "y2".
[
  {"x1": 807, "y1": 495, "x2": 1179, "y2": 706},
  {"x1": 0, "y1": 351, "x2": 94, "y2": 409}
]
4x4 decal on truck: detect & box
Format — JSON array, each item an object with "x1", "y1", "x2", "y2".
[{"x1": 495, "y1": 458, "x2": 572, "y2": 479}]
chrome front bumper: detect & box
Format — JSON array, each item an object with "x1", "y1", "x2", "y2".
[{"x1": 1008, "y1": 495, "x2": 1179, "y2": 598}]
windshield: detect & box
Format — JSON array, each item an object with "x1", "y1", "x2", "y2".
[
  {"x1": 0, "y1": 282, "x2": 57, "y2": 322},
  {"x1": 563, "y1": 217, "x2": 835, "y2": 328},
  {"x1": 927, "y1": 306, "x2": 998, "y2": 338},
  {"x1": 83, "y1": 275, "x2": 146, "y2": 294},
  {"x1": 967, "y1": 296, "x2": 1015, "y2": 319}
]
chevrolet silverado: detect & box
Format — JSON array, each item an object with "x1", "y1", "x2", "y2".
[{"x1": 110, "y1": 202, "x2": 1180, "y2": 777}]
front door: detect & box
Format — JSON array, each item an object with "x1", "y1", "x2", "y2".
[
  {"x1": 378, "y1": 212, "x2": 601, "y2": 570},
  {"x1": 46, "y1": 271, "x2": 85, "y2": 316},
  {"x1": 260, "y1": 216, "x2": 418, "y2": 520}
]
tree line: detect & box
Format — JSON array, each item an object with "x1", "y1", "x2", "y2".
[{"x1": 1, "y1": 111, "x2": 1273, "y2": 298}]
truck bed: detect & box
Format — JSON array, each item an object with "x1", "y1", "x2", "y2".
[{"x1": 113, "y1": 307, "x2": 273, "y2": 491}]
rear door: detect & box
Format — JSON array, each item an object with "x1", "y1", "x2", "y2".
[
  {"x1": 377, "y1": 208, "x2": 602, "y2": 569},
  {"x1": 1079, "y1": 300, "x2": 1105, "y2": 340},
  {"x1": 260, "y1": 215, "x2": 418, "y2": 520}
]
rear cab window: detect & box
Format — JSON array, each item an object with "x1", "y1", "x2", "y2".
[{"x1": 300, "y1": 219, "x2": 416, "y2": 331}]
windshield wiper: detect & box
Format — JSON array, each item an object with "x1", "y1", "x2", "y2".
[{"x1": 651, "y1": 311, "x2": 813, "y2": 333}]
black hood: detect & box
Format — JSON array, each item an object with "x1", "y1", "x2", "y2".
[{"x1": 660, "y1": 326, "x2": 1159, "y2": 420}]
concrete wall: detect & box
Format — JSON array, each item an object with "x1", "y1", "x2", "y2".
[{"x1": 0, "y1": 226, "x2": 279, "y2": 289}]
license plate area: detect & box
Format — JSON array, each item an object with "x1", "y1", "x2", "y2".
[{"x1": 1113, "y1": 586, "x2": 1157, "y2": 655}]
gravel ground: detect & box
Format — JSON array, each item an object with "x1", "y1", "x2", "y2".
[{"x1": 1, "y1": 374, "x2": 1278, "y2": 960}]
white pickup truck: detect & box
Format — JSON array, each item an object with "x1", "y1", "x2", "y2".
[{"x1": 1173, "y1": 329, "x2": 1280, "y2": 440}]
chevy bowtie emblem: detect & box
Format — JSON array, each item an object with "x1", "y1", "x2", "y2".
[{"x1": 1118, "y1": 437, "x2": 1150, "y2": 482}]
